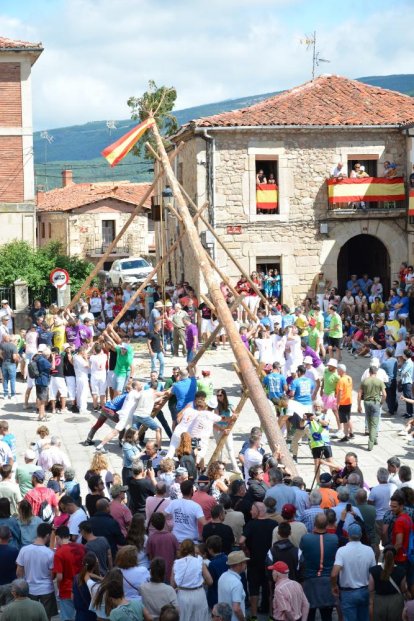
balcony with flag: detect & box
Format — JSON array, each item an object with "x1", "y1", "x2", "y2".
[{"x1": 326, "y1": 176, "x2": 407, "y2": 219}]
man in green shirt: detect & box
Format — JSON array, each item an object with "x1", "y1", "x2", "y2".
[
  {"x1": 15, "y1": 449, "x2": 38, "y2": 496},
  {"x1": 357, "y1": 366, "x2": 386, "y2": 451},
  {"x1": 321, "y1": 359, "x2": 340, "y2": 437},
  {"x1": 113, "y1": 342, "x2": 134, "y2": 395},
  {"x1": 326, "y1": 305, "x2": 343, "y2": 361},
  {"x1": 2, "y1": 579, "x2": 47, "y2": 621}
]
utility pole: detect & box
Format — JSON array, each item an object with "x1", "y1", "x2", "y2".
[{"x1": 150, "y1": 119, "x2": 298, "y2": 475}]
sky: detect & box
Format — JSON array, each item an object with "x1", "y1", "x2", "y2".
[{"x1": 1, "y1": 0, "x2": 414, "y2": 130}]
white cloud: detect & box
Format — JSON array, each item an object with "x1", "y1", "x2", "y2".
[{"x1": 0, "y1": 0, "x2": 412, "y2": 129}]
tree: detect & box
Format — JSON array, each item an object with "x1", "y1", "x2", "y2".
[
  {"x1": 0, "y1": 240, "x2": 94, "y2": 300},
  {"x1": 127, "y1": 80, "x2": 178, "y2": 159}
]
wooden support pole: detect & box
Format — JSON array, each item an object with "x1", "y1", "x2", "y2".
[
  {"x1": 205, "y1": 253, "x2": 258, "y2": 323},
  {"x1": 191, "y1": 295, "x2": 244, "y2": 366},
  {"x1": 178, "y1": 182, "x2": 268, "y2": 307},
  {"x1": 66, "y1": 142, "x2": 185, "y2": 311},
  {"x1": 107, "y1": 202, "x2": 208, "y2": 330},
  {"x1": 150, "y1": 119, "x2": 298, "y2": 476},
  {"x1": 208, "y1": 391, "x2": 250, "y2": 466}
]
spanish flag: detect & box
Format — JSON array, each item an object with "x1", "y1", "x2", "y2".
[
  {"x1": 327, "y1": 177, "x2": 405, "y2": 205},
  {"x1": 101, "y1": 117, "x2": 156, "y2": 167},
  {"x1": 256, "y1": 183, "x2": 278, "y2": 210},
  {"x1": 409, "y1": 190, "x2": 414, "y2": 216}
]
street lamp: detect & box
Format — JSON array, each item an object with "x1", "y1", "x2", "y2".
[{"x1": 162, "y1": 185, "x2": 174, "y2": 209}]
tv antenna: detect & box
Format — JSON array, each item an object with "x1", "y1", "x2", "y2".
[
  {"x1": 300, "y1": 31, "x2": 330, "y2": 80},
  {"x1": 40, "y1": 131, "x2": 54, "y2": 189},
  {"x1": 106, "y1": 120, "x2": 117, "y2": 134}
]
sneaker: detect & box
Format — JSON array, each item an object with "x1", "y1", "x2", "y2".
[
  {"x1": 403, "y1": 414, "x2": 413, "y2": 419},
  {"x1": 349, "y1": 433, "x2": 355, "y2": 439},
  {"x1": 330, "y1": 432, "x2": 340, "y2": 439},
  {"x1": 95, "y1": 446, "x2": 107, "y2": 454},
  {"x1": 292, "y1": 456, "x2": 298, "y2": 463},
  {"x1": 339, "y1": 436, "x2": 349, "y2": 442},
  {"x1": 84, "y1": 439, "x2": 95, "y2": 446}
]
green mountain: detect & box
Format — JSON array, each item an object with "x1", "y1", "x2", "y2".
[{"x1": 34, "y1": 74, "x2": 414, "y2": 190}]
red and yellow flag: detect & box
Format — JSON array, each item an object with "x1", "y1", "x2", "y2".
[
  {"x1": 327, "y1": 177, "x2": 405, "y2": 204},
  {"x1": 101, "y1": 117, "x2": 156, "y2": 167},
  {"x1": 409, "y1": 190, "x2": 414, "y2": 215},
  {"x1": 256, "y1": 183, "x2": 278, "y2": 210}
]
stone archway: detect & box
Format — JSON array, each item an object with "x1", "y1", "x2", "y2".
[{"x1": 337, "y1": 234, "x2": 390, "y2": 295}]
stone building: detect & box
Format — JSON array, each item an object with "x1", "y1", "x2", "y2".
[
  {"x1": 159, "y1": 75, "x2": 414, "y2": 306},
  {"x1": 37, "y1": 170, "x2": 152, "y2": 269},
  {"x1": 0, "y1": 36, "x2": 43, "y2": 246}
]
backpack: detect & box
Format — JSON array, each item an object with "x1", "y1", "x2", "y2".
[
  {"x1": 28, "y1": 355, "x2": 40, "y2": 379},
  {"x1": 38, "y1": 499, "x2": 54, "y2": 524}
]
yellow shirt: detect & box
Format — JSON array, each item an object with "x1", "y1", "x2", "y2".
[
  {"x1": 371, "y1": 301, "x2": 385, "y2": 314},
  {"x1": 52, "y1": 325, "x2": 65, "y2": 352},
  {"x1": 295, "y1": 314, "x2": 309, "y2": 336}
]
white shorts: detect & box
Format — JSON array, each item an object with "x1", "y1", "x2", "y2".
[
  {"x1": 115, "y1": 408, "x2": 133, "y2": 432},
  {"x1": 106, "y1": 371, "x2": 115, "y2": 389},
  {"x1": 26, "y1": 375, "x2": 34, "y2": 389},
  {"x1": 287, "y1": 400, "x2": 312, "y2": 418},
  {"x1": 49, "y1": 377, "x2": 68, "y2": 400},
  {"x1": 201, "y1": 318, "x2": 213, "y2": 334},
  {"x1": 90, "y1": 376, "x2": 107, "y2": 396},
  {"x1": 65, "y1": 376, "x2": 76, "y2": 401}
]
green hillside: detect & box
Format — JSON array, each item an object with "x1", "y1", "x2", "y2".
[{"x1": 34, "y1": 74, "x2": 414, "y2": 190}]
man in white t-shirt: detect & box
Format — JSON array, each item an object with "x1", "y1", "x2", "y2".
[
  {"x1": 89, "y1": 343, "x2": 108, "y2": 411},
  {"x1": 243, "y1": 435, "x2": 263, "y2": 481},
  {"x1": 132, "y1": 384, "x2": 162, "y2": 446},
  {"x1": 59, "y1": 495, "x2": 88, "y2": 543},
  {"x1": 165, "y1": 479, "x2": 206, "y2": 542},
  {"x1": 188, "y1": 400, "x2": 221, "y2": 467},
  {"x1": 166, "y1": 391, "x2": 206, "y2": 458}
]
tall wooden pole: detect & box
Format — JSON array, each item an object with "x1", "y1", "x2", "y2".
[
  {"x1": 150, "y1": 120, "x2": 298, "y2": 475},
  {"x1": 66, "y1": 142, "x2": 185, "y2": 311}
]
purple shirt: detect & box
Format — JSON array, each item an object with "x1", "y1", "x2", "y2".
[
  {"x1": 78, "y1": 324, "x2": 93, "y2": 344},
  {"x1": 185, "y1": 323, "x2": 198, "y2": 350},
  {"x1": 65, "y1": 325, "x2": 81, "y2": 349},
  {"x1": 303, "y1": 345, "x2": 322, "y2": 368},
  {"x1": 241, "y1": 334, "x2": 249, "y2": 349}
]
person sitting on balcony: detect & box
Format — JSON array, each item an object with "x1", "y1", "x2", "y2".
[
  {"x1": 383, "y1": 160, "x2": 397, "y2": 178},
  {"x1": 330, "y1": 161, "x2": 347, "y2": 180},
  {"x1": 268, "y1": 172, "x2": 276, "y2": 185},
  {"x1": 350, "y1": 162, "x2": 361, "y2": 178},
  {"x1": 256, "y1": 169, "x2": 267, "y2": 184}
]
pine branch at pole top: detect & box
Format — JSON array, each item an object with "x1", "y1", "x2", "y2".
[
  {"x1": 105, "y1": 202, "x2": 209, "y2": 331},
  {"x1": 178, "y1": 181, "x2": 268, "y2": 307},
  {"x1": 149, "y1": 118, "x2": 298, "y2": 476},
  {"x1": 65, "y1": 142, "x2": 185, "y2": 312}
]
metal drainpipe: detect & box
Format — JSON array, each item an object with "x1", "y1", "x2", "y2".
[{"x1": 202, "y1": 129, "x2": 216, "y2": 261}]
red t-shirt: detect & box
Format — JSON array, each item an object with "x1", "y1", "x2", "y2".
[
  {"x1": 24, "y1": 486, "x2": 58, "y2": 517},
  {"x1": 392, "y1": 512, "x2": 413, "y2": 563},
  {"x1": 53, "y1": 542, "x2": 85, "y2": 598}
]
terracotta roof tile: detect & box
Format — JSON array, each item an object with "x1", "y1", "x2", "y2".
[
  {"x1": 0, "y1": 36, "x2": 43, "y2": 50},
  {"x1": 190, "y1": 75, "x2": 414, "y2": 128},
  {"x1": 37, "y1": 181, "x2": 152, "y2": 212}
]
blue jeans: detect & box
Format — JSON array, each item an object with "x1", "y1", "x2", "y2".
[
  {"x1": 340, "y1": 586, "x2": 369, "y2": 621},
  {"x1": 151, "y1": 351, "x2": 165, "y2": 378},
  {"x1": 187, "y1": 349, "x2": 196, "y2": 363},
  {"x1": 2, "y1": 362, "x2": 16, "y2": 397}
]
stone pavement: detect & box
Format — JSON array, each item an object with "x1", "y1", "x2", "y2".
[{"x1": 3, "y1": 345, "x2": 412, "y2": 492}]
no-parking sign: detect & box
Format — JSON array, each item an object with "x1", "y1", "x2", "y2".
[{"x1": 49, "y1": 268, "x2": 70, "y2": 289}]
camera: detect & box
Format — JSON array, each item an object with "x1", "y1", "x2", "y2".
[
  {"x1": 191, "y1": 437, "x2": 201, "y2": 450},
  {"x1": 147, "y1": 459, "x2": 153, "y2": 470}
]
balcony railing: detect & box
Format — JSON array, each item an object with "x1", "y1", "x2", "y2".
[
  {"x1": 256, "y1": 183, "x2": 278, "y2": 214},
  {"x1": 327, "y1": 176, "x2": 406, "y2": 211},
  {"x1": 86, "y1": 243, "x2": 130, "y2": 256}
]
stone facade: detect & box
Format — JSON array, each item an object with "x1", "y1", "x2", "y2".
[
  {"x1": 37, "y1": 198, "x2": 149, "y2": 264},
  {"x1": 159, "y1": 128, "x2": 410, "y2": 305}
]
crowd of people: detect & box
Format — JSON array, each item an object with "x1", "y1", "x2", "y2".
[{"x1": 0, "y1": 266, "x2": 414, "y2": 621}]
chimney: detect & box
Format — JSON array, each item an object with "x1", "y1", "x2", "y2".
[{"x1": 61, "y1": 169, "x2": 73, "y2": 187}]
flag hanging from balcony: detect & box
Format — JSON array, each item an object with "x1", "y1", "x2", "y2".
[
  {"x1": 327, "y1": 177, "x2": 405, "y2": 204},
  {"x1": 101, "y1": 117, "x2": 156, "y2": 167},
  {"x1": 256, "y1": 183, "x2": 278, "y2": 210},
  {"x1": 409, "y1": 190, "x2": 414, "y2": 215}
]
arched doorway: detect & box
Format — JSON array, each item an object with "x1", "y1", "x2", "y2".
[{"x1": 337, "y1": 234, "x2": 390, "y2": 295}]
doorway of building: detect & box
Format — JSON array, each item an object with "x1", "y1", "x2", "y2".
[
  {"x1": 337, "y1": 234, "x2": 390, "y2": 295},
  {"x1": 256, "y1": 257, "x2": 282, "y2": 301}
]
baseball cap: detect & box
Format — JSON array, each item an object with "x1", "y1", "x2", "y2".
[
  {"x1": 327, "y1": 358, "x2": 338, "y2": 368},
  {"x1": 32, "y1": 469, "x2": 45, "y2": 482},
  {"x1": 197, "y1": 475, "x2": 210, "y2": 486},
  {"x1": 347, "y1": 522, "x2": 362, "y2": 538},
  {"x1": 207, "y1": 397, "x2": 218, "y2": 409},
  {"x1": 37, "y1": 344, "x2": 47, "y2": 352},
  {"x1": 281, "y1": 503, "x2": 296, "y2": 519},
  {"x1": 110, "y1": 484, "x2": 128, "y2": 498},
  {"x1": 267, "y1": 560, "x2": 289, "y2": 573},
  {"x1": 338, "y1": 364, "x2": 346, "y2": 372},
  {"x1": 120, "y1": 342, "x2": 129, "y2": 350},
  {"x1": 320, "y1": 472, "x2": 332, "y2": 483},
  {"x1": 201, "y1": 370, "x2": 211, "y2": 377},
  {"x1": 62, "y1": 343, "x2": 71, "y2": 350},
  {"x1": 175, "y1": 467, "x2": 188, "y2": 477}
]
